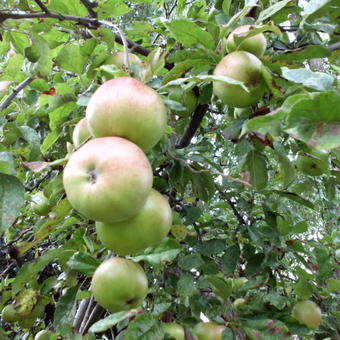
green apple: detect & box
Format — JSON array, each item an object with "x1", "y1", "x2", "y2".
[
  {"x1": 292, "y1": 300, "x2": 322, "y2": 330},
  {"x1": 91, "y1": 257, "x2": 148, "y2": 313},
  {"x1": 213, "y1": 51, "x2": 266, "y2": 108},
  {"x1": 86, "y1": 77, "x2": 167, "y2": 151},
  {"x1": 226, "y1": 25, "x2": 267, "y2": 58},
  {"x1": 233, "y1": 298, "x2": 246, "y2": 308},
  {"x1": 194, "y1": 322, "x2": 227, "y2": 340},
  {"x1": 1, "y1": 305, "x2": 20, "y2": 323},
  {"x1": 96, "y1": 189, "x2": 172, "y2": 255},
  {"x1": 34, "y1": 330, "x2": 54, "y2": 340},
  {"x1": 72, "y1": 118, "x2": 91, "y2": 148},
  {"x1": 63, "y1": 137, "x2": 153, "y2": 223},
  {"x1": 31, "y1": 192, "x2": 51, "y2": 216},
  {"x1": 168, "y1": 87, "x2": 197, "y2": 117},
  {"x1": 163, "y1": 322, "x2": 185, "y2": 340},
  {"x1": 104, "y1": 51, "x2": 143, "y2": 70},
  {"x1": 296, "y1": 151, "x2": 329, "y2": 176}
]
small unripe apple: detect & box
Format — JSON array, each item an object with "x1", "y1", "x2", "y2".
[
  {"x1": 96, "y1": 189, "x2": 172, "y2": 255},
  {"x1": 31, "y1": 192, "x2": 51, "y2": 216},
  {"x1": 213, "y1": 51, "x2": 266, "y2": 108},
  {"x1": 233, "y1": 298, "x2": 246, "y2": 308},
  {"x1": 163, "y1": 322, "x2": 185, "y2": 340},
  {"x1": 91, "y1": 257, "x2": 148, "y2": 313},
  {"x1": 226, "y1": 25, "x2": 267, "y2": 58},
  {"x1": 194, "y1": 322, "x2": 227, "y2": 340},
  {"x1": 72, "y1": 118, "x2": 91, "y2": 147},
  {"x1": 34, "y1": 330, "x2": 54, "y2": 340},
  {"x1": 292, "y1": 300, "x2": 322, "y2": 330},
  {"x1": 86, "y1": 77, "x2": 167, "y2": 150},
  {"x1": 168, "y1": 87, "x2": 197, "y2": 117},
  {"x1": 1, "y1": 305, "x2": 20, "y2": 323}
]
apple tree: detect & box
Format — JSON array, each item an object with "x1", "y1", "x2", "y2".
[{"x1": 0, "y1": 0, "x2": 339, "y2": 339}]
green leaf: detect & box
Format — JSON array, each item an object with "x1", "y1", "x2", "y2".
[
  {"x1": 276, "y1": 215, "x2": 291, "y2": 236},
  {"x1": 272, "y1": 191, "x2": 314, "y2": 209},
  {"x1": 294, "y1": 221, "x2": 308, "y2": 234},
  {"x1": 206, "y1": 275, "x2": 232, "y2": 299},
  {"x1": 177, "y1": 273, "x2": 198, "y2": 296},
  {"x1": 264, "y1": 293, "x2": 287, "y2": 310},
  {"x1": 273, "y1": 142, "x2": 295, "y2": 188},
  {"x1": 190, "y1": 171, "x2": 215, "y2": 202},
  {"x1": 178, "y1": 253, "x2": 205, "y2": 271},
  {"x1": 18, "y1": 126, "x2": 41, "y2": 161},
  {"x1": 47, "y1": 0, "x2": 88, "y2": 16},
  {"x1": 5, "y1": 32, "x2": 30, "y2": 54},
  {"x1": 89, "y1": 311, "x2": 134, "y2": 333},
  {"x1": 54, "y1": 286, "x2": 78, "y2": 336},
  {"x1": 221, "y1": 245, "x2": 240, "y2": 274},
  {"x1": 0, "y1": 174, "x2": 25, "y2": 234},
  {"x1": 272, "y1": 45, "x2": 331, "y2": 62},
  {"x1": 326, "y1": 279, "x2": 340, "y2": 293},
  {"x1": 284, "y1": 91, "x2": 340, "y2": 151},
  {"x1": 124, "y1": 313, "x2": 164, "y2": 340},
  {"x1": 55, "y1": 44, "x2": 87, "y2": 74},
  {"x1": 130, "y1": 238, "x2": 181, "y2": 265},
  {"x1": 314, "y1": 247, "x2": 332, "y2": 280},
  {"x1": 0, "y1": 152, "x2": 16, "y2": 175},
  {"x1": 67, "y1": 252, "x2": 100, "y2": 276},
  {"x1": 245, "y1": 253, "x2": 265, "y2": 276},
  {"x1": 256, "y1": 0, "x2": 293, "y2": 23},
  {"x1": 281, "y1": 67, "x2": 334, "y2": 91},
  {"x1": 198, "y1": 239, "x2": 226, "y2": 255},
  {"x1": 166, "y1": 19, "x2": 215, "y2": 50},
  {"x1": 245, "y1": 150, "x2": 268, "y2": 190},
  {"x1": 41, "y1": 130, "x2": 61, "y2": 154},
  {"x1": 293, "y1": 277, "x2": 313, "y2": 299},
  {"x1": 49, "y1": 102, "x2": 77, "y2": 131},
  {"x1": 97, "y1": 0, "x2": 131, "y2": 19},
  {"x1": 301, "y1": 0, "x2": 333, "y2": 22}
]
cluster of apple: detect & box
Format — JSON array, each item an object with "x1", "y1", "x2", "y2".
[{"x1": 63, "y1": 76, "x2": 172, "y2": 313}]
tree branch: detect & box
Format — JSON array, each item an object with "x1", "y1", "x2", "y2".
[
  {"x1": 175, "y1": 104, "x2": 208, "y2": 149},
  {"x1": 33, "y1": 0, "x2": 50, "y2": 14},
  {"x1": 327, "y1": 41, "x2": 340, "y2": 51},
  {"x1": 0, "y1": 77, "x2": 33, "y2": 111},
  {"x1": 79, "y1": 0, "x2": 97, "y2": 18}
]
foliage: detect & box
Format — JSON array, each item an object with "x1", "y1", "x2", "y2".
[{"x1": 0, "y1": 0, "x2": 339, "y2": 339}]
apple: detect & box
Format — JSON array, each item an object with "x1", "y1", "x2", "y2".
[
  {"x1": 96, "y1": 189, "x2": 172, "y2": 255},
  {"x1": 86, "y1": 77, "x2": 167, "y2": 150},
  {"x1": 91, "y1": 257, "x2": 148, "y2": 313},
  {"x1": 168, "y1": 87, "x2": 197, "y2": 117},
  {"x1": 34, "y1": 330, "x2": 54, "y2": 340},
  {"x1": 296, "y1": 151, "x2": 329, "y2": 176},
  {"x1": 72, "y1": 118, "x2": 91, "y2": 148},
  {"x1": 292, "y1": 300, "x2": 322, "y2": 330},
  {"x1": 194, "y1": 322, "x2": 227, "y2": 340},
  {"x1": 31, "y1": 192, "x2": 51, "y2": 216},
  {"x1": 213, "y1": 51, "x2": 266, "y2": 108},
  {"x1": 1, "y1": 305, "x2": 20, "y2": 323},
  {"x1": 163, "y1": 322, "x2": 185, "y2": 340},
  {"x1": 226, "y1": 25, "x2": 267, "y2": 58},
  {"x1": 63, "y1": 137, "x2": 153, "y2": 223},
  {"x1": 233, "y1": 298, "x2": 246, "y2": 308},
  {"x1": 234, "y1": 107, "x2": 252, "y2": 118},
  {"x1": 104, "y1": 51, "x2": 143, "y2": 71}
]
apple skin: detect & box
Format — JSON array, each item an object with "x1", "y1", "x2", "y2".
[
  {"x1": 91, "y1": 257, "x2": 148, "y2": 313},
  {"x1": 72, "y1": 118, "x2": 91, "y2": 148},
  {"x1": 1, "y1": 305, "x2": 20, "y2": 323},
  {"x1": 31, "y1": 192, "x2": 51, "y2": 216},
  {"x1": 63, "y1": 137, "x2": 153, "y2": 223},
  {"x1": 96, "y1": 189, "x2": 172, "y2": 255},
  {"x1": 34, "y1": 330, "x2": 54, "y2": 340},
  {"x1": 163, "y1": 322, "x2": 185, "y2": 340},
  {"x1": 104, "y1": 52, "x2": 143, "y2": 70},
  {"x1": 194, "y1": 322, "x2": 226, "y2": 340},
  {"x1": 292, "y1": 300, "x2": 322, "y2": 330},
  {"x1": 226, "y1": 25, "x2": 267, "y2": 58},
  {"x1": 168, "y1": 87, "x2": 197, "y2": 117},
  {"x1": 86, "y1": 77, "x2": 167, "y2": 151},
  {"x1": 213, "y1": 51, "x2": 266, "y2": 108}
]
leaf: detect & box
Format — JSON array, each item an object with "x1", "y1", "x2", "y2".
[
  {"x1": 0, "y1": 174, "x2": 25, "y2": 234},
  {"x1": 18, "y1": 126, "x2": 41, "y2": 161},
  {"x1": 190, "y1": 171, "x2": 215, "y2": 202},
  {"x1": 256, "y1": 0, "x2": 293, "y2": 23},
  {"x1": 130, "y1": 238, "x2": 181, "y2": 265},
  {"x1": 326, "y1": 279, "x2": 340, "y2": 293},
  {"x1": 293, "y1": 277, "x2": 313, "y2": 299},
  {"x1": 55, "y1": 44, "x2": 87, "y2": 74},
  {"x1": 294, "y1": 221, "x2": 308, "y2": 234},
  {"x1": 273, "y1": 142, "x2": 295, "y2": 188},
  {"x1": 272, "y1": 45, "x2": 331, "y2": 62},
  {"x1": 177, "y1": 273, "x2": 198, "y2": 297},
  {"x1": 221, "y1": 245, "x2": 240, "y2": 274},
  {"x1": 245, "y1": 150, "x2": 268, "y2": 190},
  {"x1": 49, "y1": 102, "x2": 77, "y2": 131},
  {"x1": 272, "y1": 191, "x2": 314, "y2": 209},
  {"x1": 264, "y1": 293, "x2": 287, "y2": 310},
  {"x1": 97, "y1": 0, "x2": 131, "y2": 19},
  {"x1": 185, "y1": 206, "x2": 202, "y2": 224},
  {"x1": 301, "y1": 0, "x2": 333, "y2": 22},
  {"x1": 124, "y1": 313, "x2": 163, "y2": 340},
  {"x1": 89, "y1": 311, "x2": 134, "y2": 333},
  {"x1": 281, "y1": 67, "x2": 334, "y2": 91},
  {"x1": 54, "y1": 287, "x2": 78, "y2": 336},
  {"x1": 41, "y1": 130, "x2": 61, "y2": 154},
  {"x1": 284, "y1": 91, "x2": 340, "y2": 151},
  {"x1": 314, "y1": 247, "x2": 332, "y2": 280},
  {"x1": 178, "y1": 253, "x2": 205, "y2": 271},
  {"x1": 206, "y1": 275, "x2": 233, "y2": 299},
  {"x1": 166, "y1": 19, "x2": 215, "y2": 50},
  {"x1": 0, "y1": 152, "x2": 16, "y2": 175},
  {"x1": 198, "y1": 239, "x2": 226, "y2": 255},
  {"x1": 67, "y1": 252, "x2": 100, "y2": 276},
  {"x1": 245, "y1": 253, "x2": 265, "y2": 276},
  {"x1": 47, "y1": 0, "x2": 88, "y2": 16}
]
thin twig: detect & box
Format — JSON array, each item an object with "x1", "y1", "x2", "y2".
[
  {"x1": 81, "y1": 303, "x2": 105, "y2": 334},
  {"x1": 0, "y1": 77, "x2": 33, "y2": 111},
  {"x1": 0, "y1": 227, "x2": 33, "y2": 250},
  {"x1": 33, "y1": 0, "x2": 50, "y2": 14},
  {"x1": 0, "y1": 262, "x2": 14, "y2": 277},
  {"x1": 79, "y1": 0, "x2": 97, "y2": 18},
  {"x1": 73, "y1": 298, "x2": 90, "y2": 332}
]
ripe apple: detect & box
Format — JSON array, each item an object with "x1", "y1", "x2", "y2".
[
  {"x1": 91, "y1": 257, "x2": 148, "y2": 313},
  {"x1": 168, "y1": 87, "x2": 197, "y2": 117},
  {"x1": 163, "y1": 322, "x2": 185, "y2": 340},
  {"x1": 226, "y1": 25, "x2": 267, "y2": 58},
  {"x1": 194, "y1": 322, "x2": 227, "y2": 340},
  {"x1": 31, "y1": 192, "x2": 51, "y2": 216},
  {"x1": 34, "y1": 330, "x2": 54, "y2": 340},
  {"x1": 104, "y1": 51, "x2": 143, "y2": 70},
  {"x1": 72, "y1": 118, "x2": 91, "y2": 148},
  {"x1": 213, "y1": 51, "x2": 266, "y2": 108},
  {"x1": 63, "y1": 137, "x2": 153, "y2": 222},
  {"x1": 296, "y1": 151, "x2": 329, "y2": 176},
  {"x1": 86, "y1": 77, "x2": 167, "y2": 150},
  {"x1": 292, "y1": 300, "x2": 322, "y2": 330},
  {"x1": 96, "y1": 189, "x2": 172, "y2": 255},
  {"x1": 1, "y1": 305, "x2": 20, "y2": 323}
]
